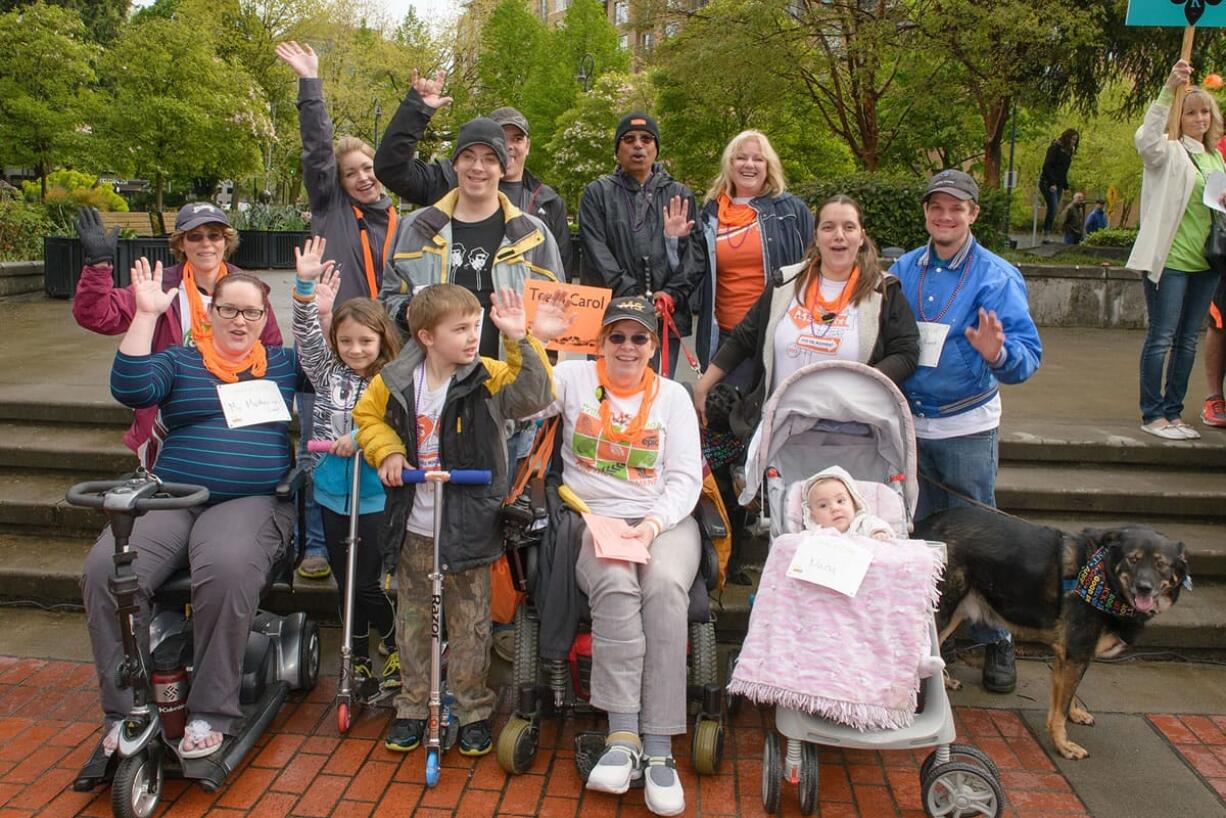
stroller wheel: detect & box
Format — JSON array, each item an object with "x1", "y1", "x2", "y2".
[
  {"x1": 112, "y1": 750, "x2": 162, "y2": 818},
  {"x1": 797, "y1": 742, "x2": 819, "y2": 816},
  {"x1": 690, "y1": 716, "x2": 723, "y2": 775},
  {"x1": 922, "y1": 761, "x2": 1004, "y2": 818},
  {"x1": 761, "y1": 732, "x2": 782, "y2": 814},
  {"x1": 919, "y1": 743, "x2": 1001, "y2": 787},
  {"x1": 496, "y1": 716, "x2": 539, "y2": 775}
]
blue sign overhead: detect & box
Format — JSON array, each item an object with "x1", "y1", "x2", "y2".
[{"x1": 1127, "y1": 0, "x2": 1226, "y2": 27}]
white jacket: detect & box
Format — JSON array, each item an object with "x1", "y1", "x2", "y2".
[{"x1": 1125, "y1": 90, "x2": 1208, "y2": 283}]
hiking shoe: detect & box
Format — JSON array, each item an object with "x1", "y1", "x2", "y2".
[
  {"x1": 458, "y1": 719, "x2": 492, "y2": 756},
  {"x1": 643, "y1": 756, "x2": 685, "y2": 817},
  {"x1": 1202, "y1": 396, "x2": 1226, "y2": 428},
  {"x1": 296, "y1": 555, "x2": 332, "y2": 579},
  {"x1": 381, "y1": 650, "x2": 401, "y2": 691},
  {"x1": 1140, "y1": 419, "x2": 1185, "y2": 440},
  {"x1": 385, "y1": 718, "x2": 426, "y2": 753},
  {"x1": 982, "y1": 637, "x2": 1017, "y2": 694}
]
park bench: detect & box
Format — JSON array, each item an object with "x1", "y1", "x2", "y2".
[{"x1": 99, "y1": 211, "x2": 156, "y2": 236}]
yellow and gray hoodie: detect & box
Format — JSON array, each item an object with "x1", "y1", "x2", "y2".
[
  {"x1": 353, "y1": 333, "x2": 554, "y2": 573},
  {"x1": 378, "y1": 189, "x2": 562, "y2": 334}
]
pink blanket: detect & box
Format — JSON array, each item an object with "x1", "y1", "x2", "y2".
[{"x1": 728, "y1": 532, "x2": 943, "y2": 731}]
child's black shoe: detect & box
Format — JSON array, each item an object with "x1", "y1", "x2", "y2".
[
  {"x1": 385, "y1": 718, "x2": 426, "y2": 753},
  {"x1": 458, "y1": 719, "x2": 492, "y2": 756}
]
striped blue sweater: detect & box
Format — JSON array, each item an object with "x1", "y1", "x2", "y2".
[{"x1": 111, "y1": 347, "x2": 304, "y2": 502}]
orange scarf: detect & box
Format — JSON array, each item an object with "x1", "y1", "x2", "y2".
[
  {"x1": 596, "y1": 358, "x2": 659, "y2": 446},
  {"x1": 181, "y1": 261, "x2": 229, "y2": 342},
  {"x1": 196, "y1": 331, "x2": 267, "y2": 384},
  {"x1": 716, "y1": 191, "x2": 758, "y2": 229},
  {"x1": 353, "y1": 205, "x2": 398, "y2": 298},
  {"x1": 805, "y1": 264, "x2": 859, "y2": 321}
]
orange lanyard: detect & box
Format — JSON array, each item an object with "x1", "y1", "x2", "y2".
[{"x1": 352, "y1": 205, "x2": 397, "y2": 298}]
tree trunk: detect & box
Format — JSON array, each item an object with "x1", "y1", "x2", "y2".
[
  {"x1": 981, "y1": 96, "x2": 1010, "y2": 188},
  {"x1": 155, "y1": 174, "x2": 164, "y2": 215}
]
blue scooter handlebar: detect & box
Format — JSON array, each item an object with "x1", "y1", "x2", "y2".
[{"x1": 401, "y1": 469, "x2": 492, "y2": 486}]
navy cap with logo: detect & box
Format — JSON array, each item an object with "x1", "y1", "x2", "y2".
[
  {"x1": 174, "y1": 202, "x2": 231, "y2": 232},
  {"x1": 923, "y1": 169, "x2": 979, "y2": 203},
  {"x1": 601, "y1": 296, "x2": 657, "y2": 333}
]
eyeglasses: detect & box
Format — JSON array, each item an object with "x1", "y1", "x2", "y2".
[
  {"x1": 607, "y1": 331, "x2": 652, "y2": 347},
  {"x1": 213, "y1": 304, "x2": 266, "y2": 321},
  {"x1": 185, "y1": 231, "x2": 225, "y2": 243}
]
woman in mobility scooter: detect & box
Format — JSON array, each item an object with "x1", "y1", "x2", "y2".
[{"x1": 74, "y1": 264, "x2": 319, "y2": 815}]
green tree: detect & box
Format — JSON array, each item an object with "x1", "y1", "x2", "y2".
[
  {"x1": 0, "y1": 0, "x2": 129, "y2": 43},
  {"x1": 0, "y1": 2, "x2": 96, "y2": 200},
  {"x1": 92, "y1": 12, "x2": 270, "y2": 212}
]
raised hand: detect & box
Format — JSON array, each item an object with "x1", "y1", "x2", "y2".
[
  {"x1": 964, "y1": 307, "x2": 1005, "y2": 365},
  {"x1": 662, "y1": 195, "x2": 693, "y2": 238},
  {"x1": 131, "y1": 258, "x2": 175, "y2": 316},
  {"x1": 1166, "y1": 59, "x2": 1193, "y2": 91},
  {"x1": 529, "y1": 288, "x2": 577, "y2": 343},
  {"x1": 316, "y1": 261, "x2": 340, "y2": 319},
  {"x1": 411, "y1": 68, "x2": 452, "y2": 110},
  {"x1": 489, "y1": 287, "x2": 526, "y2": 341},
  {"x1": 75, "y1": 206, "x2": 119, "y2": 266},
  {"x1": 275, "y1": 41, "x2": 318, "y2": 79},
  {"x1": 294, "y1": 236, "x2": 335, "y2": 282}
]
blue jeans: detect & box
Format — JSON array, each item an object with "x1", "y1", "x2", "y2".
[
  {"x1": 295, "y1": 391, "x2": 327, "y2": 561},
  {"x1": 916, "y1": 429, "x2": 1007, "y2": 645},
  {"x1": 1040, "y1": 184, "x2": 1062, "y2": 233},
  {"x1": 1140, "y1": 269, "x2": 1222, "y2": 423}
]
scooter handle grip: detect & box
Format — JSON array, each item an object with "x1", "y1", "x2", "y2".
[
  {"x1": 306, "y1": 440, "x2": 333, "y2": 453},
  {"x1": 401, "y1": 469, "x2": 493, "y2": 486}
]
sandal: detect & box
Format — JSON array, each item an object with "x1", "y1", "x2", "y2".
[
  {"x1": 178, "y1": 719, "x2": 224, "y2": 759},
  {"x1": 102, "y1": 722, "x2": 121, "y2": 757}
]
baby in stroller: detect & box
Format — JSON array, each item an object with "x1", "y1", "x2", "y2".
[{"x1": 801, "y1": 465, "x2": 894, "y2": 541}]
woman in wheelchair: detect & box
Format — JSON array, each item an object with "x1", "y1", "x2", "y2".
[
  {"x1": 540, "y1": 296, "x2": 702, "y2": 817},
  {"x1": 82, "y1": 264, "x2": 303, "y2": 760}
]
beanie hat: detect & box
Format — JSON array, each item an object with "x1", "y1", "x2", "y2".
[
  {"x1": 451, "y1": 117, "x2": 509, "y2": 170},
  {"x1": 614, "y1": 112, "x2": 660, "y2": 154}
]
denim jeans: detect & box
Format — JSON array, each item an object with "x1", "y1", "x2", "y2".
[
  {"x1": 1140, "y1": 269, "x2": 1222, "y2": 423},
  {"x1": 1040, "y1": 184, "x2": 1062, "y2": 233},
  {"x1": 295, "y1": 391, "x2": 328, "y2": 561},
  {"x1": 916, "y1": 429, "x2": 1007, "y2": 644}
]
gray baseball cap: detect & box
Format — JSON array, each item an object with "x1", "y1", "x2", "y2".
[
  {"x1": 489, "y1": 106, "x2": 529, "y2": 136},
  {"x1": 174, "y1": 202, "x2": 231, "y2": 231},
  {"x1": 923, "y1": 169, "x2": 979, "y2": 203}
]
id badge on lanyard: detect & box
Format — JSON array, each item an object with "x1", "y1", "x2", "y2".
[{"x1": 916, "y1": 322, "x2": 950, "y2": 368}]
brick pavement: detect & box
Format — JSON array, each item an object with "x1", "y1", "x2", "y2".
[
  {"x1": 1147, "y1": 714, "x2": 1226, "y2": 806},
  {"x1": 0, "y1": 655, "x2": 1101, "y2": 817}
]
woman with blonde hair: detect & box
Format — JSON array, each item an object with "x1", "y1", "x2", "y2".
[
  {"x1": 690, "y1": 130, "x2": 814, "y2": 375},
  {"x1": 1126, "y1": 59, "x2": 1226, "y2": 439}
]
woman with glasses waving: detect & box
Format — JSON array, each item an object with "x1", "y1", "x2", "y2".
[{"x1": 72, "y1": 202, "x2": 284, "y2": 467}]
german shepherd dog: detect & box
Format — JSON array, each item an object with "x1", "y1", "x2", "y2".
[{"x1": 914, "y1": 507, "x2": 1190, "y2": 760}]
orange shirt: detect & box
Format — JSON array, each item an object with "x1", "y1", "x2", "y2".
[{"x1": 714, "y1": 203, "x2": 765, "y2": 331}]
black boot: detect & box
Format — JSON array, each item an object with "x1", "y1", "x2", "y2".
[{"x1": 982, "y1": 637, "x2": 1017, "y2": 694}]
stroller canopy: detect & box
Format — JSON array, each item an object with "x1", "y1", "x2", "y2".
[{"x1": 740, "y1": 361, "x2": 917, "y2": 517}]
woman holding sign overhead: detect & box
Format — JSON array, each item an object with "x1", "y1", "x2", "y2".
[
  {"x1": 82, "y1": 265, "x2": 304, "y2": 759},
  {"x1": 538, "y1": 296, "x2": 701, "y2": 817},
  {"x1": 1127, "y1": 59, "x2": 1226, "y2": 440}
]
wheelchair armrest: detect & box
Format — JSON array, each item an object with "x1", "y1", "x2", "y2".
[
  {"x1": 695, "y1": 495, "x2": 727, "y2": 541},
  {"x1": 276, "y1": 461, "x2": 312, "y2": 500}
]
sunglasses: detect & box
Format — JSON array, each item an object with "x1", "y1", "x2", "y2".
[
  {"x1": 185, "y1": 230, "x2": 225, "y2": 243},
  {"x1": 606, "y1": 331, "x2": 652, "y2": 347},
  {"x1": 213, "y1": 304, "x2": 266, "y2": 321}
]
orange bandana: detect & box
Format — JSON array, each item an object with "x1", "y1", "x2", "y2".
[
  {"x1": 596, "y1": 357, "x2": 659, "y2": 446},
  {"x1": 196, "y1": 330, "x2": 267, "y2": 384},
  {"x1": 716, "y1": 191, "x2": 758, "y2": 229}
]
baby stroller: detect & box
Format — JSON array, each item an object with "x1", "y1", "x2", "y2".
[{"x1": 737, "y1": 361, "x2": 1004, "y2": 818}]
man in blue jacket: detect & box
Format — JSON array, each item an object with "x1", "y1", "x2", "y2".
[{"x1": 892, "y1": 169, "x2": 1043, "y2": 694}]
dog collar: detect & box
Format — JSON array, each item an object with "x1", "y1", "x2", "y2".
[{"x1": 1071, "y1": 546, "x2": 1138, "y2": 618}]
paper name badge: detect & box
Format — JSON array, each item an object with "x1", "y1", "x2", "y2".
[
  {"x1": 216, "y1": 380, "x2": 292, "y2": 429},
  {"x1": 916, "y1": 321, "x2": 950, "y2": 368},
  {"x1": 787, "y1": 533, "x2": 874, "y2": 597},
  {"x1": 581, "y1": 511, "x2": 651, "y2": 564}
]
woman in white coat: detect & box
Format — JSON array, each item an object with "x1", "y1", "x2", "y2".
[{"x1": 1127, "y1": 59, "x2": 1226, "y2": 440}]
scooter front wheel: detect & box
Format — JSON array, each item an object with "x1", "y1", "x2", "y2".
[
  {"x1": 112, "y1": 750, "x2": 162, "y2": 818},
  {"x1": 337, "y1": 701, "x2": 352, "y2": 734},
  {"x1": 425, "y1": 748, "x2": 440, "y2": 788}
]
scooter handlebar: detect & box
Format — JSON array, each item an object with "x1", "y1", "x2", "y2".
[
  {"x1": 401, "y1": 469, "x2": 492, "y2": 486},
  {"x1": 306, "y1": 440, "x2": 333, "y2": 453}
]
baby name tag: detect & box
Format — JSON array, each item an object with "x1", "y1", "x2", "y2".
[
  {"x1": 216, "y1": 380, "x2": 291, "y2": 429},
  {"x1": 916, "y1": 321, "x2": 950, "y2": 368},
  {"x1": 786, "y1": 533, "x2": 874, "y2": 597}
]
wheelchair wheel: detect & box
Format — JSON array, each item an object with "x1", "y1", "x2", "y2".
[
  {"x1": 690, "y1": 716, "x2": 723, "y2": 775},
  {"x1": 297, "y1": 618, "x2": 320, "y2": 691},
  {"x1": 762, "y1": 732, "x2": 782, "y2": 814},
  {"x1": 496, "y1": 716, "x2": 539, "y2": 775},
  {"x1": 112, "y1": 750, "x2": 162, "y2": 818},
  {"x1": 512, "y1": 605, "x2": 539, "y2": 692},
  {"x1": 689, "y1": 620, "x2": 718, "y2": 689}
]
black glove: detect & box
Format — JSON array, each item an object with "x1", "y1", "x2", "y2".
[{"x1": 75, "y1": 207, "x2": 120, "y2": 266}]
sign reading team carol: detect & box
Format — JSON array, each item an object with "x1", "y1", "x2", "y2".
[
  {"x1": 1127, "y1": 0, "x2": 1226, "y2": 27},
  {"x1": 522, "y1": 280, "x2": 612, "y2": 354}
]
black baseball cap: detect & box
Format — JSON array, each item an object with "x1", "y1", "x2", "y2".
[
  {"x1": 174, "y1": 202, "x2": 231, "y2": 232},
  {"x1": 451, "y1": 117, "x2": 509, "y2": 169},
  {"x1": 489, "y1": 106, "x2": 529, "y2": 136},
  {"x1": 601, "y1": 296, "x2": 657, "y2": 333},
  {"x1": 923, "y1": 169, "x2": 979, "y2": 203}
]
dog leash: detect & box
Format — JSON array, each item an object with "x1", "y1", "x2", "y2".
[{"x1": 917, "y1": 471, "x2": 1030, "y2": 524}]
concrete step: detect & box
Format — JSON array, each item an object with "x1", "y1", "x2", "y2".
[
  {"x1": 0, "y1": 469, "x2": 112, "y2": 536},
  {"x1": 996, "y1": 463, "x2": 1226, "y2": 519},
  {"x1": 0, "y1": 386, "x2": 130, "y2": 427},
  {"x1": 1019, "y1": 514, "x2": 1226, "y2": 580},
  {"x1": 0, "y1": 422, "x2": 138, "y2": 474},
  {"x1": 999, "y1": 419, "x2": 1226, "y2": 469}
]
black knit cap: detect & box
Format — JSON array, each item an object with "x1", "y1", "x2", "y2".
[
  {"x1": 451, "y1": 117, "x2": 509, "y2": 170},
  {"x1": 614, "y1": 112, "x2": 660, "y2": 153}
]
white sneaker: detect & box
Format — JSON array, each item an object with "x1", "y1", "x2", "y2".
[
  {"x1": 1171, "y1": 421, "x2": 1201, "y2": 440},
  {"x1": 1140, "y1": 420, "x2": 1185, "y2": 440},
  {"x1": 585, "y1": 742, "x2": 641, "y2": 795},
  {"x1": 643, "y1": 756, "x2": 686, "y2": 817}
]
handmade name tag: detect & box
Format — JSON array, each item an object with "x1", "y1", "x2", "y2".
[
  {"x1": 916, "y1": 321, "x2": 950, "y2": 368},
  {"x1": 216, "y1": 380, "x2": 291, "y2": 429},
  {"x1": 787, "y1": 532, "x2": 874, "y2": 597}
]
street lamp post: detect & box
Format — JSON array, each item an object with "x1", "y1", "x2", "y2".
[
  {"x1": 577, "y1": 52, "x2": 596, "y2": 92},
  {"x1": 373, "y1": 98, "x2": 383, "y2": 149}
]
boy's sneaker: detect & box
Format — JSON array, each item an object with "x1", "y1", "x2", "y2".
[
  {"x1": 1203, "y1": 396, "x2": 1226, "y2": 428},
  {"x1": 296, "y1": 555, "x2": 332, "y2": 579},
  {"x1": 381, "y1": 650, "x2": 402, "y2": 691},
  {"x1": 458, "y1": 719, "x2": 492, "y2": 756},
  {"x1": 385, "y1": 719, "x2": 426, "y2": 753}
]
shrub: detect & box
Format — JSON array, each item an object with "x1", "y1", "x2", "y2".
[
  {"x1": 231, "y1": 203, "x2": 308, "y2": 231},
  {"x1": 23, "y1": 170, "x2": 130, "y2": 233},
  {"x1": 798, "y1": 174, "x2": 1010, "y2": 253},
  {"x1": 0, "y1": 198, "x2": 56, "y2": 261},
  {"x1": 1083, "y1": 227, "x2": 1138, "y2": 248}
]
